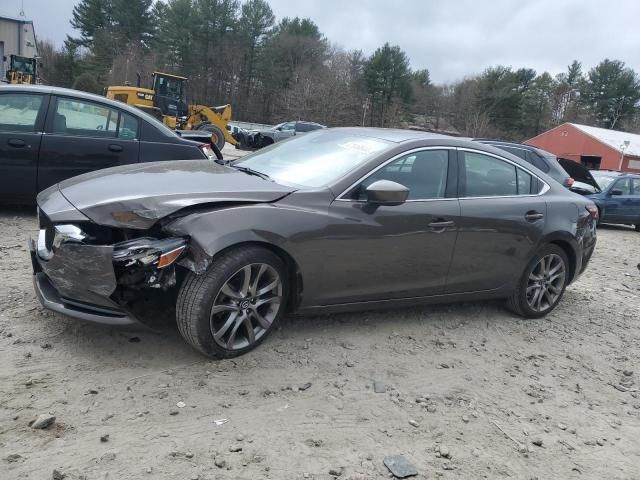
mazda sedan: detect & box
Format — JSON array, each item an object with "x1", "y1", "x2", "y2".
[{"x1": 31, "y1": 128, "x2": 597, "y2": 358}]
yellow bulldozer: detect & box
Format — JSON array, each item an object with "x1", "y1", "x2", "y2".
[
  {"x1": 106, "y1": 72, "x2": 237, "y2": 149},
  {"x1": 6, "y1": 55, "x2": 37, "y2": 84}
]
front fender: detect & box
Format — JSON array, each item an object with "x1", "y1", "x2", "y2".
[{"x1": 163, "y1": 203, "x2": 330, "y2": 279}]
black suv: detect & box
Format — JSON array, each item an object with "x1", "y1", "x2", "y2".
[
  {"x1": 0, "y1": 85, "x2": 219, "y2": 204},
  {"x1": 474, "y1": 139, "x2": 573, "y2": 188}
]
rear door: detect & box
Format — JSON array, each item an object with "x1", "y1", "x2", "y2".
[
  {"x1": 446, "y1": 148, "x2": 547, "y2": 293},
  {"x1": 0, "y1": 91, "x2": 47, "y2": 203},
  {"x1": 37, "y1": 95, "x2": 140, "y2": 192}
]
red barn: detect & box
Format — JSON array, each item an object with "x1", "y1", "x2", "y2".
[{"x1": 526, "y1": 122, "x2": 640, "y2": 173}]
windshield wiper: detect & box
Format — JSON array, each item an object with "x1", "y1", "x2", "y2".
[{"x1": 232, "y1": 165, "x2": 271, "y2": 180}]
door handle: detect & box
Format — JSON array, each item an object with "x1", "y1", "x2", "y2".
[
  {"x1": 8, "y1": 138, "x2": 26, "y2": 148},
  {"x1": 428, "y1": 219, "x2": 455, "y2": 229},
  {"x1": 108, "y1": 144, "x2": 123, "y2": 152},
  {"x1": 524, "y1": 211, "x2": 545, "y2": 221}
]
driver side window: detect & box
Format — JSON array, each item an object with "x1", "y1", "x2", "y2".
[
  {"x1": 281, "y1": 122, "x2": 296, "y2": 131},
  {"x1": 353, "y1": 150, "x2": 449, "y2": 200},
  {"x1": 613, "y1": 178, "x2": 631, "y2": 195}
]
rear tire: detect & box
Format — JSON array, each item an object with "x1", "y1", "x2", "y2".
[
  {"x1": 506, "y1": 244, "x2": 569, "y2": 318},
  {"x1": 176, "y1": 246, "x2": 288, "y2": 358},
  {"x1": 197, "y1": 123, "x2": 226, "y2": 150}
]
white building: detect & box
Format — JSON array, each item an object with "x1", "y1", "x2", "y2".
[{"x1": 0, "y1": 14, "x2": 38, "y2": 78}]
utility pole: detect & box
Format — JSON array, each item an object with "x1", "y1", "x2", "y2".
[
  {"x1": 362, "y1": 96, "x2": 371, "y2": 127},
  {"x1": 619, "y1": 140, "x2": 630, "y2": 171}
]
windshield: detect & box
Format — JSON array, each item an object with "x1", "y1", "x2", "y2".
[
  {"x1": 156, "y1": 76, "x2": 185, "y2": 100},
  {"x1": 12, "y1": 57, "x2": 34, "y2": 74},
  {"x1": 591, "y1": 172, "x2": 619, "y2": 190},
  {"x1": 234, "y1": 130, "x2": 391, "y2": 187}
]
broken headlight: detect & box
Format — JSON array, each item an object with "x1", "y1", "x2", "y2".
[{"x1": 112, "y1": 237, "x2": 187, "y2": 269}]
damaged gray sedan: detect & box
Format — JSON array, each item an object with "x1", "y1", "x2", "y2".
[{"x1": 31, "y1": 128, "x2": 597, "y2": 358}]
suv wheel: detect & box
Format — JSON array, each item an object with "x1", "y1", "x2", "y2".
[
  {"x1": 507, "y1": 244, "x2": 569, "y2": 318},
  {"x1": 176, "y1": 246, "x2": 287, "y2": 358}
]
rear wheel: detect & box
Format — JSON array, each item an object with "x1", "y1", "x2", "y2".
[
  {"x1": 197, "y1": 123, "x2": 226, "y2": 150},
  {"x1": 506, "y1": 244, "x2": 569, "y2": 318},
  {"x1": 176, "y1": 246, "x2": 287, "y2": 358}
]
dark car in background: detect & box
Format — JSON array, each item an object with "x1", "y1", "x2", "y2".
[
  {"x1": 236, "y1": 120, "x2": 326, "y2": 149},
  {"x1": 586, "y1": 171, "x2": 640, "y2": 231},
  {"x1": 31, "y1": 128, "x2": 597, "y2": 358},
  {"x1": 0, "y1": 85, "x2": 218, "y2": 204},
  {"x1": 474, "y1": 139, "x2": 575, "y2": 188}
]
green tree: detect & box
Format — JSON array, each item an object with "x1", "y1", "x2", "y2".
[
  {"x1": 551, "y1": 61, "x2": 584, "y2": 124},
  {"x1": 581, "y1": 59, "x2": 640, "y2": 129},
  {"x1": 68, "y1": 0, "x2": 113, "y2": 49},
  {"x1": 237, "y1": 0, "x2": 275, "y2": 117},
  {"x1": 521, "y1": 72, "x2": 557, "y2": 136},
  {"x1": 364, "y1": 43, "x2": 412, "y2": 127}
]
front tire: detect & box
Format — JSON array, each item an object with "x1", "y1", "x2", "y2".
[
  {"x1": 506, "y1": 244, "x2": 569, "y2": 318},
  {"x1": 176, "y1": 246, "x2": 287, "y2": 358}
]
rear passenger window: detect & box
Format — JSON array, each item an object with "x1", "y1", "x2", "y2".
[
  {"x1": 119, "y1": 112, "x2": 139, "y2": 140},
  {"x1": 631, "y1": 178, "x2": 640, "y2": 196},
  {"x1": 463, "y1": 152, "x2": 517, "y2": 197},
  {"x1": 0, "y1": 94, "x2": 43, "y2": 132},
  {"x1": 516, "y1": 168, "x2": 534, "y2": 194},
  {"x1": 528, "y1": 151, "x2": 551, "y2": 172},
  {"x1": 500, "y1": 146, "x2": 528, "y2": 161}
]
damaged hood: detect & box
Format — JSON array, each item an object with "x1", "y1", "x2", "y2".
[{"x1": 55, "y1": 160, "x2": 296, "y2": 229}]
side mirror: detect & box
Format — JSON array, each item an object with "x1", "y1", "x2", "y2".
[
  {"x1": 275, "y1": 126, "x2": 282, "y2": 131},
  {"x1": 610, "y1": 189, "x2": 623, "y2": 196},
  {"x1": 365, "y1": 180, "x2": 409, "y2": 206}
]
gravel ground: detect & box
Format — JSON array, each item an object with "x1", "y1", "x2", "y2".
[{"x1": 1, "y1": 180, "x2": 640, "y2": 479}]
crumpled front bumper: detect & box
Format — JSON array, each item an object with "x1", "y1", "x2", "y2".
[{"x1": 29, "y1": 237, "x2": 139, "y2": 326}]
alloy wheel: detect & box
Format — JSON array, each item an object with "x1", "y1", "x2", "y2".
[
  {"x1": 210, "y1": 263, "x2": 283, "y2": 351},
  {"x1": 526, "y1": 254, "x2": 566, "y2": 312}
]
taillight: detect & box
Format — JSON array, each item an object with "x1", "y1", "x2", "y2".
[
  {"x1": 199, "y1": 144, "x2": 215, "y2": 159},
  {"x1": 566, "y1": 177, "x2": 575, "y2": 187},
  {"x1": 586, "y1": 204, "x2": 598, "y2": 220}
]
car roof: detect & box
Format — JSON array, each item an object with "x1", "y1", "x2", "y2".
[
  {"x1": 0, "y1": 84, "x2": 150, "y2": 118},
  {"x1": 474, "y1": 138, "x2": 548, "y2": 154},
  {"x1": 591, "y1": 170, "x2": 640, "y2": 178},
  {"x1": 332, "y1": 127, "x2": 453, "y2": 143}
]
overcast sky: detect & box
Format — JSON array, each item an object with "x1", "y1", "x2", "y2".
[{"x1": 3, "y1": 0, "x2": 640, "y2": 83}]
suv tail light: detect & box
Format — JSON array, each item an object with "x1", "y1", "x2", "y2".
[
  {"x1": 586, "y1": 204, "x2": 598, "y2": 220},
  {"x1": 566, "y1": 177, "x2": 575, "y2": 187}
]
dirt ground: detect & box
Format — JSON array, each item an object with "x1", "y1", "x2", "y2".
[{"x1": 1, "y1": 175, "x2": 640, "y2": 479}]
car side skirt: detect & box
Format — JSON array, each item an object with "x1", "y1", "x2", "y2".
[{"x1": 296, "y1": 285, "x2": 513, "y2": 315}]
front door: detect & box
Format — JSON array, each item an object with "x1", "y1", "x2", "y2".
[
  {"x1": 0, "y1": 91, "x2": 46, "y2": 203},
  {"x1": 446, "y1": 149, "x2": 547, "y2": 293},
  {"x1": 603, "y1": 178, "x2": 638, "y2": 224},
  {"x1": 37, "y1": 96, "x2": 140, "y2": 192},
  {"x1": 316, "y1": 148, "x2": 460, "y2": 305}
]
